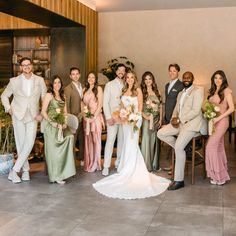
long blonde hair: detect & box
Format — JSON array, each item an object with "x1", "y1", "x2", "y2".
[{"x1": 121, "y1": 70, "x2": 139, "y2": 97}]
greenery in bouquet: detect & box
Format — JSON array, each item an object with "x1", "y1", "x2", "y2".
[
  {"x1": 101, "y1": 56, "x2": 135, "y2": 81},
  {"x1": 203, "y1": 100, "x2": 220, "y2": 120},
  {"x1": 144, "y1": 98, "x2": 160, "y2": 116},
  {"x1": 83, "y1": 106, "x2": 94, "y2": 118},
  {"x1": 49, "y1": 108, "x2": 66, "y2": 124}
]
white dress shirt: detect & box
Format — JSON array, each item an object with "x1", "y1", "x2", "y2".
[
  {"x1": 167, "y1": 78, "x2": 178, "y2": 94},
  {"x1": 72, "y1": 81, "x2": 83, "y2": 98},
  {"x1": 179, "y1": 85, "x2": 193, "y2": 119},
  {"x1": 22, "y1": 74, "x2": 33, "y2": 97}
]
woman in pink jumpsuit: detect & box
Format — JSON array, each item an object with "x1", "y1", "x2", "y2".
[
  {"x1": 205, "y1": 70, "x2": 234, "y2": 185},
  {"x1": 82, "y1": 72, "x2": 104, "y2": 172}
]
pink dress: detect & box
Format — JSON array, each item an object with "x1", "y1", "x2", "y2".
[
  {"x1": 83, "y1": 91, "x2": 104, "y2": 172},
  {"x1": 205, "y1": 87, "x2": 232, "y2": 182}
]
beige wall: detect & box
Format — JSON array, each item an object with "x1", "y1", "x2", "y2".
[{"x1": 98, "y1": 7, "x2": 236, "y2": 101}]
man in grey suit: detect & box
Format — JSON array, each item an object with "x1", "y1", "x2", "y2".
[
  {"x1": 1, "y1": 57, "x2": 47, "y2": 183},
  {"x1": 164, "y1": 63, "x2": 184, "y2": 124},
  {"x1": 102, "y1": 64, "x2": 126, "y2": 176},
  {"x1": 64, "y1": 67, "x2": 84, "y2": 165},
  {"x1": 157, "y1": 71, "x2": 205, "y2": 190}
]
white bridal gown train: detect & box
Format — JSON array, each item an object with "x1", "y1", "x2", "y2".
[{"x1": 93, "y1": 96, "x2": 170, "y2": 199}]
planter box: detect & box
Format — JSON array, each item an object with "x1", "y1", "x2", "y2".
[{"x1": 0, "y1": 154, "x2": 14, "y2": 175}]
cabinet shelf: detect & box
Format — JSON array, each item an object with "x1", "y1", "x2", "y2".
[{"x1": 13, "y1": 48, "x2": 50, "y2": 51}]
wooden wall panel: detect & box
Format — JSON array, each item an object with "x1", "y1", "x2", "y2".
[{"x1": 0, "y1": 0, "x2": 98, "y2": 73}]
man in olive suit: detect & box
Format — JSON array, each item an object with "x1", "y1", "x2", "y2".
[{"x1": 1, "y1": 57, "x2": 47, "y2": 183}]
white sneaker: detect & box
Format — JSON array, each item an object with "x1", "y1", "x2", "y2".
[
  {"x1": 114, "y1": 160, "x2": 119, "y2": 169},
  {"x1": 210, "y1": 180, "x2": 217, "y2": 185},
  {"x1": 56, "y1": 180, "x2": 66, "y2": 185},
  {"x1": 8, "y1": 170, "x2": 21, "y2": 184},
  {"x1": 21, "y1": 171, "x2": 30, "y2": 181},
  {"x1": 80, "y1": 161, "x2": 84, "y2": 167},
  {"x1": 102, "y1": 167, "x2": 109, "y2": 176}
]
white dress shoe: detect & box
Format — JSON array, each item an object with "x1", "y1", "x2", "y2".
[
  {"x1": 210, "y1": 180, "x2": 217, "y2": 185},
  {"x1": 56, "y1": 180, "x2": 66, "y2": 185},
  {"x1": 217, "y1": 181, "x2": 225, "y2": 186},
  {"x1": 102, "y1": 167, "x2": 109, "y2": 176},
  {"x1": 21, "y1": 171, "x2": 30, "y2": 181},
  {"x1": 8, "y1": 170, "x2": 21, "y2": 184}
]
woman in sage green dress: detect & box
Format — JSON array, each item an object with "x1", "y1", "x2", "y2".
[
  {"x1": 41, "y1": 75, "x2": 76, "y2": 184},
  {"x1": 141, "y1": 71, "x2": 162, "y2": 172}
]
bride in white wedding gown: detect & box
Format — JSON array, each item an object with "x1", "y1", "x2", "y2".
[{"x1": 93, "y1": 71, "x2": 170, "y2": 199}]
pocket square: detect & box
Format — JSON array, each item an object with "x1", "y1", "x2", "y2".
[{"x1": 172, "y1": 89, "x2": 177, "y2": 92}]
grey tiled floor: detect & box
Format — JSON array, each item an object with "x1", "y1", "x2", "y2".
[{"x1": 0, "y1": 137, "x2": 235, "y2": 236}]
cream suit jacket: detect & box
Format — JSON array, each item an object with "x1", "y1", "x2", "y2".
[
  {"x1": 172, "y1": 86, "x2": 205, "y2": 132},
  {"x1": 1, "y1": 74, "x2": 46, "y2": 121},
  {"x1": 103, "y1": 78, "x2": 123, "y2": 120}
]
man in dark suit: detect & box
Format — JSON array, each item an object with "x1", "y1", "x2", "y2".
[
  {"x1": 64, "y1": 67, "x2": 84, "y2": 165},
  {"x1": 163, "y1": 63, "x2": 184, "y2": 172},
  {"x1": 164, "y1": 63, "x2": 184, "y2": 124}
]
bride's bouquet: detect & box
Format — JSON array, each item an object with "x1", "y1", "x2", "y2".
[
  {"x1": 83, "y1": 106, "x2": 94, "y2": 135},
  {"x1": 112, "y1": 102, "x2": 141, "y2": 133},
  {"x1": 203, "y1": 100, "x2": 220, "y2": 135}
]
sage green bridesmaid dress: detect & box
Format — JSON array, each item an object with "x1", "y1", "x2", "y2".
[
  {"x1": 141, "y1": 95, "x2": 161, "y2": 172},
  {"x1": 44, "y1": 98, "x2": 76, "y2": 182}
]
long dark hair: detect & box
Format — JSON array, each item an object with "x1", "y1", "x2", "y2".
[
  {"x1": 48, "y1": 75, "x2": 65, "y2": 101},
  {"x1": 122, "y1": 70, "x2": 139, "y2": 97},
  {"x1": 141, "y1": 71, "x2": 162, "y2": 103},
  {"x1": 208, "y1": 70, "x2": 228, "y2": 103},
  {"x1": 83, "y1": 71, "x2": 99, "y2": 100}
]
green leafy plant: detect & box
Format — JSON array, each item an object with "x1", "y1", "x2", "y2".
[
  {"x1": 101, "y1": 56, "x2": 135, "y2": 81},
  {"x1": 0, "y1": 88, "x2": 15, "y2": 154}
]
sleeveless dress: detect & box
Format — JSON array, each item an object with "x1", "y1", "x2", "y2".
[
  {"x1": 44, "y1": 98, "x2": 76, "y2": 182},
  {"x1": 141, "y1": 95, "x2": 161, "y2": 171},
  {"x1": 83, "y1": 91, "x2": 103, "y2": 172},
  {"x1": 93, "y1": 96, "x2": 170, "y2": 199},
  {"x1": 205, "y1": 88, "x2": 232, "y2": 182}
]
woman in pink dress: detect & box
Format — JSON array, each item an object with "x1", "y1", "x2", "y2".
[
  {"x1": 82, "y1": 72, "x2": 104, "y2": 172},
  {"x1": 205, "y1": 70, "x2": 234, "y2": 185}
]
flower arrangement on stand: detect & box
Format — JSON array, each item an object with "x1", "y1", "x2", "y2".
[
  {"x1": 203, "y1": 100, "x2": 220, "y2": 135},
  {"x1": 101, "y1": 56, "x2": 135, "y2": 81}
]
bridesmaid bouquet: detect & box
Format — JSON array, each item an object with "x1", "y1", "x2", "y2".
[
  {"x1": 112, "y1": 102, "x2": 140, "y2": 133},
  {"x1": 203, "y1": 101, "x2": 220, "y2": 135},
  {"x1": 83, "y1": 106, "x2": 94, "y2": 135},
  {"x1": 144, "y1": 98, "x2": 160, "y2": 130}
]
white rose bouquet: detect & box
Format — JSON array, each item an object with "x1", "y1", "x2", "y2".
[{"x1": 203, "y1": 101, "x2": 220, "y2": 135}]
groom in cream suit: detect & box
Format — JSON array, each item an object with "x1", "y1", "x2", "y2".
[
  {"x1": 1, "y1": 57, "x2": 46, "y2": 183},
  {"x1": 157, "y1": 71, "x2": 205, "y2": 190},
  {"x1": 102, "y1": 64, "x2": 126, "y2": 176}
]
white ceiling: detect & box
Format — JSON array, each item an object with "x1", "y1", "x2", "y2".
[{"x1": 95, "y1": 0, "x2": 236, "y2": 12}]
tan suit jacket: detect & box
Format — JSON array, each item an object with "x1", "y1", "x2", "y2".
[
  {"x1": 64, "y1": 82, "x2": 82, "y2": 116},
  {"x1": 172, "y1": 86, "x2": 204, "y2": 132},
  {"x1": 1, "y1": 74, "x2": 46, "y2": 120}
]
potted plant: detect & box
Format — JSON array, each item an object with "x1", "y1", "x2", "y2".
[
  {"x1": 101, "y1": 56, "x2": 135, "y2": 81},
  {"x1": 0, "y1": 87, "x2": 15, "y2": 175}
]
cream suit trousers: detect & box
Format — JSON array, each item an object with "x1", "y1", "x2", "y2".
[
  {"x1": 103, "y1": 123, "x2": 123, "y2": 168},
  {"x1": 12, "y1": 116, "x2": 37, "y2": 172},
  {"x1": 157, "y1": 124, "x2": 196, "y2": 181}
]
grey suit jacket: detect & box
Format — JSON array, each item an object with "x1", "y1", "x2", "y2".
[
  {"x1": 1, "y1": 74, "x2": 46, "y2": 121},
  {"x1": 172, "y1": 85, "x2": 205, "y2": 132},
  {"x1": 164, "y1": 79, "x2": 184, "y2": 124}
]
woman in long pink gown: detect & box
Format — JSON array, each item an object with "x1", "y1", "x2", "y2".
[
  {"x1": 205, "y1": 70, "x2": 235, "y2": 185},
  {"x1": 82, "y1": 72, "x2": 104, "y2": 172}
]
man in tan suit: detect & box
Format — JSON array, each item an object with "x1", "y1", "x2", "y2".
[
  {"x1": 64, "y1": 67, "x2": 84, "y2": 164},
  {"x1": 157, "y1": 71, "x2": 205, "y2": 190},
  {"x1": 1, "y1": 57, "x2": 47, "y2": 183}
]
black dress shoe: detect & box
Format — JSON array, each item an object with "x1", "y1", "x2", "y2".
[{"x1": 168, "y1": 181, "x2": 185, "y2": 190}]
